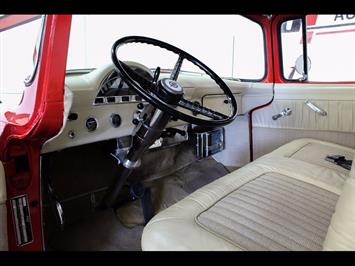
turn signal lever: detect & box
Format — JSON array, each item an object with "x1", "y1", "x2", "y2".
[
  {"x1": 160, "y1": 127, "x2": 186, "y2": 138},
  {"x1": 272, "y1": 107, "x2": 292, "y2": 121}
]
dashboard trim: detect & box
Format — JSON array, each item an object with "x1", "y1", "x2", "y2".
[{"x1": 94, "y1": 95, "x2": 145, "y2": 106}]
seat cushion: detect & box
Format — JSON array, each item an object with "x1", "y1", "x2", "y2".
[
  {"x1": 141, "y1": 151, "x2": 347, "y2": 251},
  {"x1": 268, "y1": 138, "x2": 355, "y2": 175},
  {"x1": 198, "y1": 172, "x2": 338, "y2": 251}
]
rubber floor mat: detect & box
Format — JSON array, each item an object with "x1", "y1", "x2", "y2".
[{"x1": 116, "y1": 157, "x2": 229, "y2": 227}]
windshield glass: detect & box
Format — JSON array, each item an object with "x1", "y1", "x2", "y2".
[{"x1": 67, "y1": 15, "x2": 265, "y2": 80}]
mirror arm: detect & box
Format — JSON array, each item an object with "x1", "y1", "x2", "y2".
[{"x1": 301, "y1": 15, "x2": 308, "y2": 81}]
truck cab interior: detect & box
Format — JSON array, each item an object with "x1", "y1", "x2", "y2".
[{"x1": 0, "y1": 14, "x2": 354, "y2": 251}]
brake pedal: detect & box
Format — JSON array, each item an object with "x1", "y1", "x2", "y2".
[{"x1": 130, "y1": 182, "x2": 154, "y2": 225}]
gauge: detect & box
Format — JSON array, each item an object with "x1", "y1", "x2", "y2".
[{"x1": 86, "y1": 117, "x2": 98, "y2": 132}]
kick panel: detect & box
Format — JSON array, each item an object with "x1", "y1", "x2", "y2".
[{"x1": 10, "y1": 195, "x2": 33, "y2": 246}]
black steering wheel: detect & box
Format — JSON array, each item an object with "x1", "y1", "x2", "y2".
[{"x1": 111, "y1": 36, "x2": 237, "y2": 127}]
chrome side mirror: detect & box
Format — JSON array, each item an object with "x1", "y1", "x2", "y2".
[{"x1": 295, "y1": 55, "x2": 312, "y2": 81}]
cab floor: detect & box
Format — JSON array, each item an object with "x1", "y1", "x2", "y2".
[{"x1": 49, "y1": 157, "x2": 229, "y2": 251}]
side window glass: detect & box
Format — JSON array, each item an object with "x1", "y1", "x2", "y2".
[
  {"x1": 0, "y1": 15, "x2": 44, "y2": 107},
  {"x1": 280, "y1": 15, "x2": 355, "y2": 82},
  {"x1": 280, "y1": 18, "x2": 305, "y2": 81},
  {"x1": 306, "y1": 14, "x2": 355, "y2": 82}
]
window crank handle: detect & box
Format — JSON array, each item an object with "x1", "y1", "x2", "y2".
[{"x1": 272, "y1": 107, "x2": 292, "y2": 120}]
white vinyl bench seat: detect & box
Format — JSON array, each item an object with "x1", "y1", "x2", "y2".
[{"x1": 141, "y1": 138, "x2": 355, "y2": 251}]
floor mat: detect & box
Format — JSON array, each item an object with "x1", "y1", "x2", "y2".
[
  {"x1": 116, "y1": 157, "x2": 229, "y2": 227},
  {"x1": 225, "y1": 166, "x2": 239, "y2": 172},
  {"x1": 47, "y1": 209, "x2": 143, "y2": 251},
  {"x1": 47, "y1": 154, "x2": 229, "y2": 250}
]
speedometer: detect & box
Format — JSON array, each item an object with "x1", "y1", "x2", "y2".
[
  {"x1": 98, "y1": 71, "x2": 119, "y2": 96},
  {"x1": 94, "y1": 62, "x2": 154, "y2": 105}
]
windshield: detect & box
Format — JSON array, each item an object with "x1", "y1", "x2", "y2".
[{"x1": 67, "y1": 15, "x2": 265, "y2": 80}]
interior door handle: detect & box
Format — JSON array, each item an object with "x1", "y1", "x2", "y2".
[
  {"x1": 304, "y1": 100, "x2": 327, "y2": 116},
  {"x1": 272, "y1": 107, "x2": 292, "y2": 120}
]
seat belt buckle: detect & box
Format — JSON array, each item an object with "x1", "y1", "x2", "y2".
[
  {"x1": 325, "y1": 155, "x2": 345, "y2": 163},
  {"x1": 325, "y1": 155, "x2": 352, "y2": 170}
]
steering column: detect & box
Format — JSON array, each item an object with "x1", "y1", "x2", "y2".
[{"x1": 103, "y1": 79, "x2": 184, "y2": 207}]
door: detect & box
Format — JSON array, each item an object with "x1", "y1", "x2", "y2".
[
  {"x1": 252, "y1": 15, "x2": 355, "y2": 159},
  {"x1": 0, "y1": 15, "x2": 71, "y2": 251}
]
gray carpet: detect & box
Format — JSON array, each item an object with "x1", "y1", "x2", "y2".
[
  {"x1": 49, "y1": 209, "x2": 143, "y2": 251},
  {"x1": 116, "y1": 157, "x2": 229, "y2": 228},
  {"x1": 48, "y1": 156, "x2": 229, "y2": 251},
  {"x1": 225, "y1": 166, "x2": 239, "y2": 172}
]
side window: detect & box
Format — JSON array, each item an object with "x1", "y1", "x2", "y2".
[
  {"x1": 0, "y1": 15, "x2": 44, "y2": 107},
  {"x1": 280, "y1": 18, "x2": 305, "y2": 80},
  {"x1": 280, "y1": 15, "x2": 355, "y2": 82}
]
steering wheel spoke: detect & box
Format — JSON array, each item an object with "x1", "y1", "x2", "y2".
[
  {"x1": 178, "y1": 98, "x2": 228, "y2": 120},
  {"x1": 170, "y1": 55, "x2": 184, "y2": 81}
]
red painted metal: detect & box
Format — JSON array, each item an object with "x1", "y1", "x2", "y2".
[
  {"x1": 245, "y1": 15, "x2": 274, "y2": 83},
  {"x1": 0, "y1": 15, "x2": 72, "y2": 251},
  {"x1": 273, "y1": 15, "x2": 294, "y2": 84}
]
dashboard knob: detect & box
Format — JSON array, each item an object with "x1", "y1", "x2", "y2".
[
  {"x1": 68, "y1": 112, "x2": 78, "y2": 121},
  {"x1": 110, "y1": 113, "x2": 121, "y2": 128},
  {"x1": 132, "y1": 118, "x2": 139, "y2": 125},
  {"x1": 86, "y1": 117, "x2": 98, "y2": 132},
  {"x1": 137, "y1": 103, "x2": 144, "y2": 110}
]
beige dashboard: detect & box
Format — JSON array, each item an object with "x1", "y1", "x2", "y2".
[{"x1": 41, "y1": 63, "x2": 259, "y2": 154}]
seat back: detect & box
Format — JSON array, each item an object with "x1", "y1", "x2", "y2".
[{"x1": 323, "y1": 159, "x2": 355, "y2": 250}]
